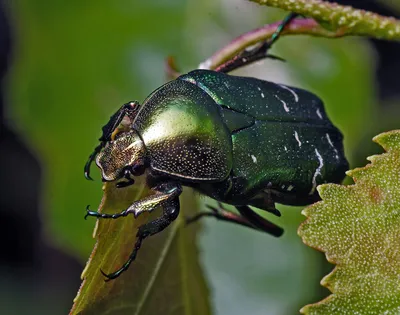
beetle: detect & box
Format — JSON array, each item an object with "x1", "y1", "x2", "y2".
[{"x1": 84, "y1": 14, "x2": 349, "y2": 280}]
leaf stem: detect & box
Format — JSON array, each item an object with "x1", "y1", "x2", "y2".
[{"x1": 198, "y1": 18, "x2": 344, "y2": 70}]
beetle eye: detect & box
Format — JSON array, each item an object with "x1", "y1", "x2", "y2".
[{"x1": 131, "y1": 161, "x2": 146, "y2": 176}]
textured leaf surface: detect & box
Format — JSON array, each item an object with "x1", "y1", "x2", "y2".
[
  {"x1": 299, "y1": 130, "x2": 400, "y2": 314},
  {"x1": 70, "y1": 179, "x2": 210, "y2": 315}
]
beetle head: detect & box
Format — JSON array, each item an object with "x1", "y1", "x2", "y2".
[
  {"x1": 84, "y1": 101, "x2": 141, "y2": 180},
  {"x1": 95, "y1": 130, "x2": 147, "y2": 185}
]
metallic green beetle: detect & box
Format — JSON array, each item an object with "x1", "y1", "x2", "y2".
[{"x1": 84, "y1": 14, "x2": 349, "y2": 280}]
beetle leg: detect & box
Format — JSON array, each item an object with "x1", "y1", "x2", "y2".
[
  {"x1": 101, "y1": 195, "x2": 180, "y2": 280},
  {"x1": 216, "y1": 13, "x2": 299, "y2": 73},
  {"x1": 115, "y1": 168, "x2": 135, "y2": 188},
  {"x1": 84, "y1": 143, "x2": 104, "y2": 180},
  {"x1": 186, "y1": 203, "x2": 256, "y2": 229},
  {"x1": 85, "y1": 182, "x2": 182, "y2": 220},
  {"x1": 236, "y1": 205, "x2": 283, "y2": 237},
  {"x1": 249, "y1": 191, "x2": 281, "y2": 217},
  {"x1": 186, "y1": 202, "x2": 283, "y2": 237}
]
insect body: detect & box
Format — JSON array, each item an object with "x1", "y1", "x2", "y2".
[
  {"x1": 85, "y1": 69, "x2": 348, "y2": 280},
  {"x1": 84, "y1": 14, "x2": 348, "y2": 280}
]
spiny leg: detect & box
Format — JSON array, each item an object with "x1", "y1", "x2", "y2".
[
  {"x1": 102, "y1": 197, "x2": 180, "y2": 280},
  {"x1": 216, "y1": 13, "x2": 299, "y2": 74},
  {"x1": 85, "y1": 182, "x2": 182, "y2": 219},
  {"x1": 186, "y1": 202, "x2": 283, "y2": 237}
]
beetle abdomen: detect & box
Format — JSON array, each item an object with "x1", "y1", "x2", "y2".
[{"x1": 133, "y1": 79, "x2": 233, "y2": 181}]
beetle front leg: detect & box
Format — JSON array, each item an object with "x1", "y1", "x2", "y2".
[
  {"x1": 85, "y1": 182, "x2": 182, "y2": 220},
  {"x1": 101, "y1": 196, "x2": 180, "y2": 280}
]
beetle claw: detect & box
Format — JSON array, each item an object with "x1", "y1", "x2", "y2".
[
  {"x1": 84, "y1": 171, "x2": 94, "y2": 181},
  {"x1": 100, "y1": 269, "x2": 113, "y2": 282},
  {"x1": 84, "y1": 205, "x2": 91, "y2": 220},
  {"x1": 84, "y1": 205, "x2": 101, "y2": 220}
]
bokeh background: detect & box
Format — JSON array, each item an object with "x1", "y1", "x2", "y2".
[{"x1": 1, "y1": 0, "x2": 399, "y2": 314}]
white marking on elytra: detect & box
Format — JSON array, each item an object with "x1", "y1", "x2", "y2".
[
  {"x1": 287, "y1": 185, "x2": 294, "y2": 191},
  {"x1": 279, "y1": 84, "x2": 299, "y2": 102},
  {"x1": 284, "y1": 146, "x2": 288, "y2": 152},
  {"x1": 251, "y1": 154, "x2": 257, "y2": 163},
  {"x1": 309, "y1": 149, "x2": 324, "y2": 195},
  {"x1": 275, "y1": 94, "x2": 289, "y2": 112},
  {"x1": 316, "y1": 108, "x2": 323, "y2": 119},
  {"x1": 326, "y1": 133, "x2": 340, "y2": 160},
  {"x1": 257, "y1": 87, "x2": 265, "y2": 98},
  {"x1": 294, "y1": 131, "x2": 302, "y2": 147}
]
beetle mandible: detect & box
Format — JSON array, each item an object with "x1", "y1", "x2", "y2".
[{"x1": 84, "y1": 14, "x2": 349, "y2": 280}]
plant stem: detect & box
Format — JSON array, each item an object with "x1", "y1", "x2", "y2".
[
  {"x1": 198, "y1": 18, "x2": 344, "y2": 70},
  {"x1": 249, "y1": 0, "x2": 400, "y2": 39}
]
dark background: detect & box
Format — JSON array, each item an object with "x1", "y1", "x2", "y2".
[{"x1": 1, "y1": 1, "x2": 399, "y2": 314}]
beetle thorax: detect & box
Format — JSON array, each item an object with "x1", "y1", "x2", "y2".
[{"x1": 95, "y1": 130, "x2": 146, "y2": 181}]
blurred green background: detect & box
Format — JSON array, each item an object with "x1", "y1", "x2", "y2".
[{"x1": 1, "y1": 0, "x2": 399, "y2": 314}]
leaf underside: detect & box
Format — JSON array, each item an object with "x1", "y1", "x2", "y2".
[
  {"x1": 299, "y1": 130, "x2": 400, "y2": 314},
  {"x1": 70, "y1": 177, "x2": 210, "y2": 315}
]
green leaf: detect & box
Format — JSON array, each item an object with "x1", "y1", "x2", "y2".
[
  {"x1": 70, "y1": 179, "x2": 210, "y2": 315},
  {"x1": 299, "y1": 130, "x2": 400, "y2": 314},
  {"x1": 9, "y1": 0, "x2": 188, "y2": 259}
]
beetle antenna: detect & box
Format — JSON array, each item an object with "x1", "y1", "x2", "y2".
[{"x1": 84, "y1": 143, "x2": 104, "y2": 180}]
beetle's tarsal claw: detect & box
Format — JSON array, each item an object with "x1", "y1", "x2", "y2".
[
  {"x1": 84, "y1": 205, "x2": 101, "y2": 219},
  {"x1": 100, "y1": 268, "x2": 123, "y2": 281},
  {"x1": 100, "y1": 269, "x2": 113, "y2": 282}
]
